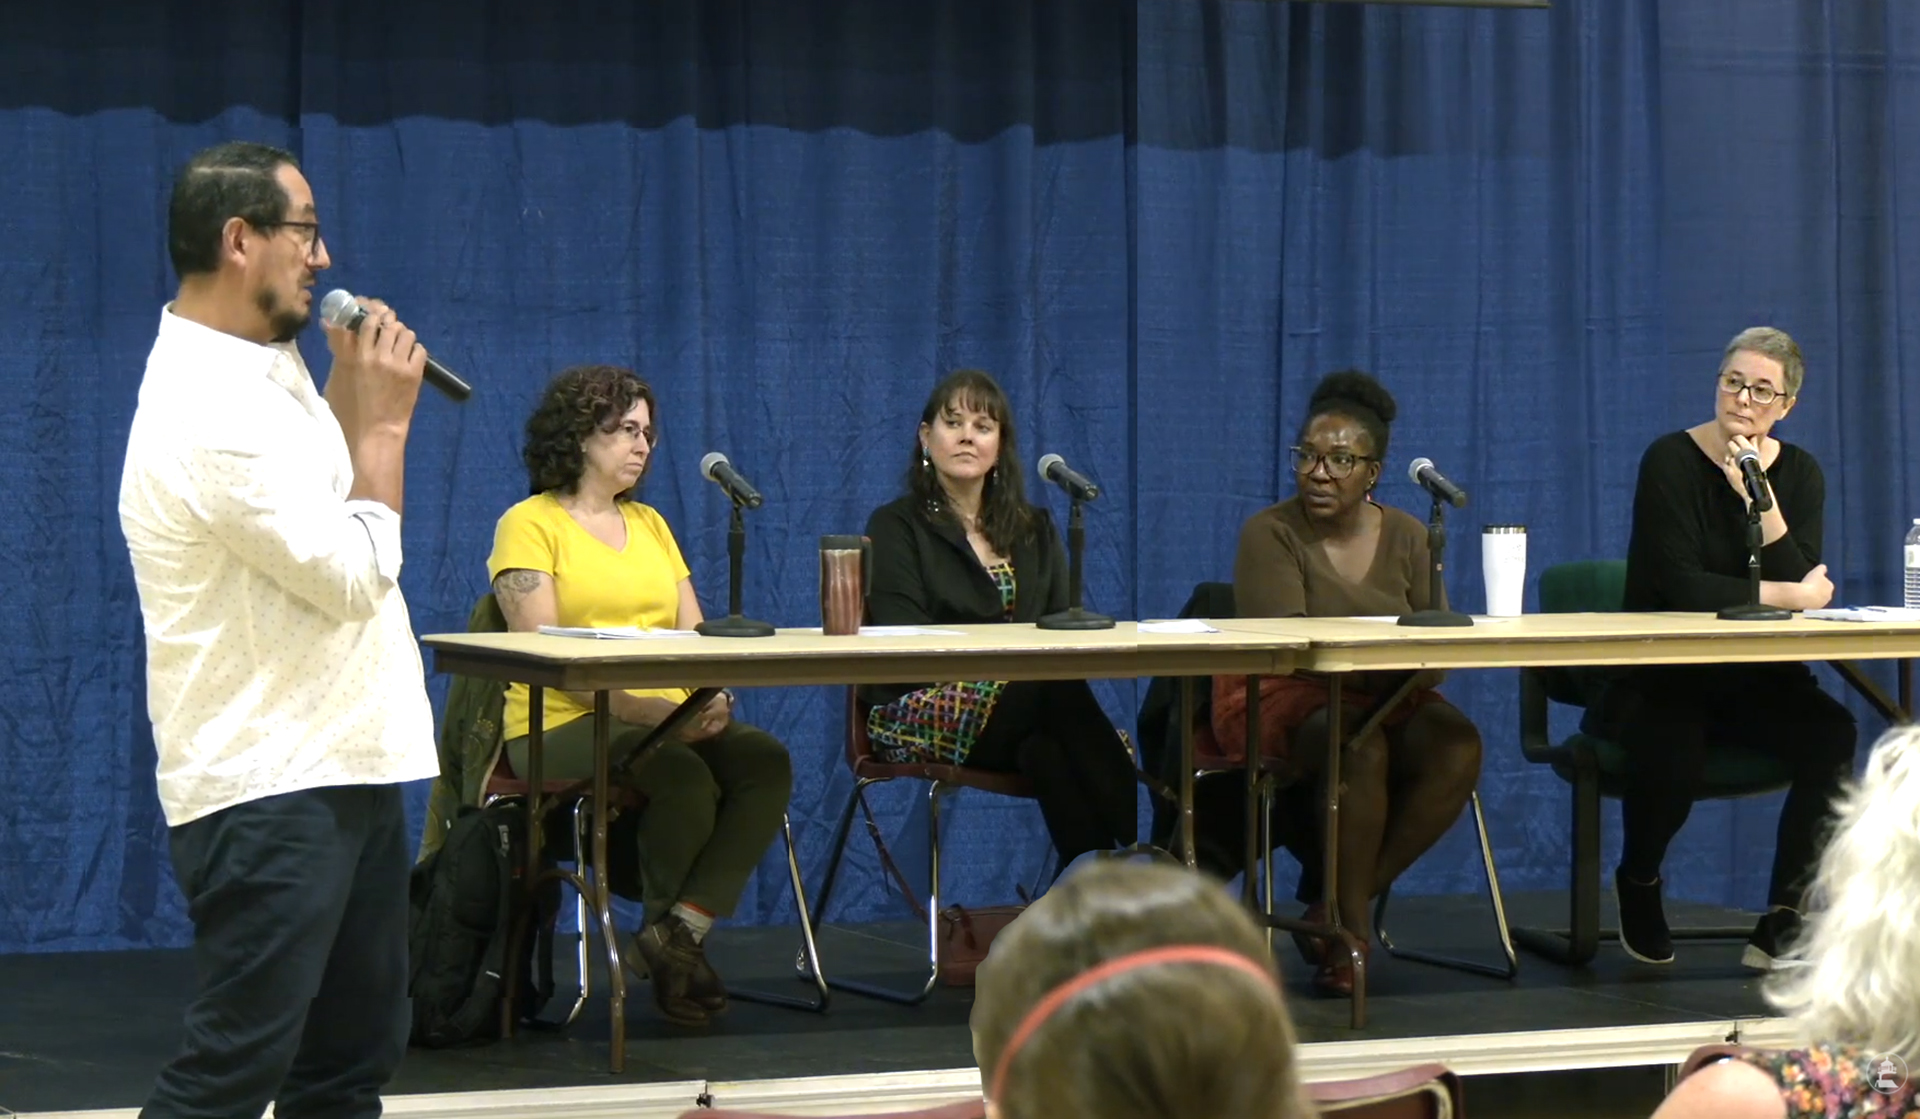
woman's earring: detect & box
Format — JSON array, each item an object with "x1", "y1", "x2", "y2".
[{"x1": 921, "y1": 447, "x2": 933, "y2": 471}]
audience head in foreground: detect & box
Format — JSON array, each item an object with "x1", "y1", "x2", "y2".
[
  {"x1": 972, "y1": 860, "x2": 1308, "y2": 1119},
  {"x1": 1653, "y1": 724, "x2": 1920, "y2": 1119}
]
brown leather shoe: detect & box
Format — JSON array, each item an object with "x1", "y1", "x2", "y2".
[
  {"x1": 686, "y1": 942, "x2": 729, "y2": 1016},
  {"x1": 627, "y1": 917, "x2": 711, "y2": 1027}
]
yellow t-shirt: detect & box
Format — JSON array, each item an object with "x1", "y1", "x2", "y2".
[{"x1": 487, "y1": 493, "x2": 695, "y2": 740}]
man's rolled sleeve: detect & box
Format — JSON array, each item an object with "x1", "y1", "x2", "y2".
[{"x1": 346, "y1": 500, "x2": 404, "y2": 584}]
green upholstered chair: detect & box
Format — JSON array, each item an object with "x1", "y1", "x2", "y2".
[{"x1": 1511, "y1": 560, "x2": 1793, "y2": 964}]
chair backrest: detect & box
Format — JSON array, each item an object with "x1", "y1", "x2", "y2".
[
  {"x1": 1677, "y1": 1042, "x2": 1760, "y2": 1081},
  {"x1": 1308, "y1": 1064, "x2": 1464, "y2": 1119},
  {"x1": 845, "y1": 685, "x2": 875, "y2": 769},
  {"x1": 1538, "y1": 560, "x2": 1628, "y2": 614},
  {"x1": 1532, "y1": 560, "x2": 1628, "y2": 709},
  {"x1": 683, "y1": 1100, "x2": 985, "y2": 1119}
]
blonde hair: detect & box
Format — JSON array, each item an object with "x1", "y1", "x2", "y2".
[
  {"x1": 1767, "y1": 725, "x2": 1920, "y2": 1059},
  {"x1": 971, "y1": 860, "x2": 1309, "y2": 1119}
]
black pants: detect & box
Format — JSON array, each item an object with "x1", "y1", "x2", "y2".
[
  {"x1": 1604, "y1": 665, "x2": 1857, "y2": 909},
  {"x1": 141, "y1": 784, "x2": 411, "y2": 1119},
  {"x1": 967, "y1": 679, "x2": 1140, "y2": 867}
]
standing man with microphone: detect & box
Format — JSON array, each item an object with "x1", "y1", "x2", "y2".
[{"x1": 118, "y1": 141, "x2": 437, "y2": 1119}]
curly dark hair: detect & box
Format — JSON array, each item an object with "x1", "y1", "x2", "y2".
[
  {"x1": 1300, "y1": 368, "x2": 1397, "y2": 459},
  {"x1": 905, "y1": 368, "x2": 1034, "y2": 555},
  {"x1": 522, "y1": 365, "x2": 658, "y2": 497}
]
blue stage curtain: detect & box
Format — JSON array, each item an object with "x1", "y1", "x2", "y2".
[{"x1": 0, "y1": 0, "x2": 1914, "y2": 950}]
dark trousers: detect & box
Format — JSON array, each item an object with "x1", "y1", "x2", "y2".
[
  {"x1": 141, "y1": 784, "x2": 410, "y2": 1119},
  {"x1": 506, "y1": 715, "x2": 793, "y2": 926},
  {"x1": 967, "y1": 679, "x2": 1140, "y2": 867},
  {"x1": 1606, "y1": 665, "x2": 1857, "y2": 908}
]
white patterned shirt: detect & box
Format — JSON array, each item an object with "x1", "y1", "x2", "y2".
[{"x1": 118, "y1": 307, "x2": 438, "y2": 827}]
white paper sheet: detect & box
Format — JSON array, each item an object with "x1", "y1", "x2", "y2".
[{"x1": 1137, "y1": 619, "x2": 1222, "y2": 634}]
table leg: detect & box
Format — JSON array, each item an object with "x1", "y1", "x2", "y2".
[
  {"x1": 592, "y1": 692, "x2": 626, "y2": 1074},
  {"x1": 500, "y1": 687, "x2": 549, "y2": 1041},
  {"x1": 1324, "y1": 679, "x2": 1365, "y2": 1027},
  {"x1": 1243, "y1": 675, "x2": 1261, "y2": 910},
  {"x1": 1830, "y1": 660, "x2": 1913, "y2": 726},
  {"x1": 1180, "y1": 677, "x2": 1197, "y2": 870}
]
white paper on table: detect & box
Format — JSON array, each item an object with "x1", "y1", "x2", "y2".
[
  {"x1": 1805, "y1": 606, "x2": 1920, "y2": 623},
  {"x1": 1138, "y1": 619, "x2": 1221, "y2": 634},
  {"x1": 538, "y1": 625, "x2": 700, "y2": 639}
]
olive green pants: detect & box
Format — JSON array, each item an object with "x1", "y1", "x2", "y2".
[{"x1": 506, "y1": 714, "x2": 793, "y2": 924}]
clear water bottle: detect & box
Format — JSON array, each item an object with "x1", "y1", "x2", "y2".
[{"x1": 1906, "y1": 519, "x2": 1920, "y2": 609}]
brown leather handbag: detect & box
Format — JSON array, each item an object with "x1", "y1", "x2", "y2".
[
  {"x1": 857, "y1": 789, "x2": 1027, "y2": 986},
  {"x1": 937, "y1": 903, "x2": 1026, "y2": 986}
]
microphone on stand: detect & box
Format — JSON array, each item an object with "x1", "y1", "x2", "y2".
[
  {"x1": 700, "y1": 452, "x2": 764, "y2": 509},
  {"x1": 1734, "y1": 447, "x2": 1774, "y2": 513},
  {"x1": 1033, "y1": 453, "x2": 1114, "y2": 631},
  {"x1": 318, "y1": 290, "x2": 473, "y2": 402},
  {"x1": 1037, "y1": 453, "x2": 1100, "y2": 502},
  {"x1": 695, "y1": 450, "x2": 774, "y2": 638},
  {"x1": 1408, "y1": 457, "x2": 1468, "y2": 508},
  {"x1": 1399, "y1": 455, "x2": 1473, "y2": 628},
  {"x1": 1720, "y1": 446, "x2": 1788, "y2": 620}
]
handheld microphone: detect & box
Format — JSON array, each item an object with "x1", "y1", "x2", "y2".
[
  {"x1": 319, "y1": 290, "x2": 473, "y2": 402},
  {"x1": 1408, "y1": 457, "x2": 1468, "y2": 508},
  {"x1": 700, "y1": 452, "x2": 764, "y2": 509},
  {"x1": 1036, "y1": 453, "x2": 1100, "y2": 502},
  {"x1": 1734, "y1": 446, "x2": 1774, "y2": 513}
]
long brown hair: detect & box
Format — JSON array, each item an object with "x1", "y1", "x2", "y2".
[
  {"x1": 904, "y1": 369, "x2": 1033, "y2": 554},
  {"x1": 971, "y1": 861, "x2": 1309, "y2": 1119}
]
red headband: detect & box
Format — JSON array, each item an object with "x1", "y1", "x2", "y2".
[{"x1": 987, "y1": 945, "x2": 1279, "y2": 1103}]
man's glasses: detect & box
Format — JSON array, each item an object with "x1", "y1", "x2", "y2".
[
  {"x1": 1290, "y1": 447, "x2": 1374, "y2": 479},
  {"x1": 257, "y1": 219, "x2": 323, "y2": 257},
  {"x1": 1718, "y1": 372, "x2": 1785, "y2": 406}
]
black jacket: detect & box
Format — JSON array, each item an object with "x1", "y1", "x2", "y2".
[{"x1": 859, "y1": 493, "x2": 1069, "y2": 707}]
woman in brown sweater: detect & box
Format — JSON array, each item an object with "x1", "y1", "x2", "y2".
[{"x1": 1213, "y1": 370, "x2": 1484, "y2": 996}]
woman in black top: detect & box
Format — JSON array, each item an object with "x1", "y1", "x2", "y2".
[
  {"x1": 862, "y1": 369, "x2": 1138, "y2": 868},
  {"x1": 1595, "y1": 327, "x2": 1856, "y2": 970}
]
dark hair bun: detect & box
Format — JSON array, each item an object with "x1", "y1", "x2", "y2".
[{"x1": 1308, "y1": 369, "x2": 1397, "y2": 426}]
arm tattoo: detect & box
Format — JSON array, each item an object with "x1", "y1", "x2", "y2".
[{"x1": 493, "y1": 568, "x2": 547, "y2": 607}]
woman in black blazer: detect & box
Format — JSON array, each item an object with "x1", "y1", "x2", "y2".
[{"x1": 862, "y1": 369, "x2": 1138, "y2": 868}]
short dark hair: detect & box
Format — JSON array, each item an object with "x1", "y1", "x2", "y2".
[
  {"x1": 1299, "y1": 368, "x2": 1398, "y2": 460},
  {"x1": 905, "y1": 368, "x2": 1034, "y2": 554},
  {"x1": 166, "y1": 142, "x2": 299, "y2": 278},
  {"x1": 522, "y1": 365, "x2": 658, "y2": 497}
]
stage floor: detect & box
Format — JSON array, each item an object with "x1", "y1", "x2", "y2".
[{"x1": 1, "y1": 892, "x2": 1801, "y2": 1119}]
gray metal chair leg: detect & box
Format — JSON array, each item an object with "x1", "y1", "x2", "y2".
[
  {"x1": 799, "y1": 778, "x2": 941, "y2": 1006},
  {"x1": 732, "y1": 812, "x2": 831, "y2": 1012},
  {"x1": 1374, "y1": 791, "x2": 1519, "y2": 980}
]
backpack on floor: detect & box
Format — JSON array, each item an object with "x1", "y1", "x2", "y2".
[{"x1": 406, "y1": 798, "x2": 559, "y2": 1048}]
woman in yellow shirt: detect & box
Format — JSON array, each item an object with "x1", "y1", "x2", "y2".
[{"x1": 487, "y1": 365, "x2": 792, "y2": 1029}]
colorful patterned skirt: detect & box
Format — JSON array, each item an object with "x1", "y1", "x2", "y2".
[{"x1": 867, "y1": 680, "x2": 1009, "y2": 765}]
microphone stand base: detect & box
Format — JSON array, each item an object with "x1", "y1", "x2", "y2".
[
  {"x1": 1716, "y1": 603, "x2": 1791, "y2": 622},
  {"x1": 1037, "y1": 607, "x2": 1116, "y2": 631},
  {"x1": 697, "y1": 615, "x2": 777, "y2": 638},
  {"x1": 1398, "y1": 609, "x2": 1475, "y2": 628}
]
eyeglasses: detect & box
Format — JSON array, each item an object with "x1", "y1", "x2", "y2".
[
  {"x1": 605, "y1": 420, "x2": 656, "y2": 446},
  {"x1": 1718, "y1": 372, "x2": 1785, "y2": 406},
  {"x1": 257, "y1": 219, "x2": 323, "y2": 258},
  {"x1": 1289, "y1": 446, "x2": 1374, "y2": 479}
]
